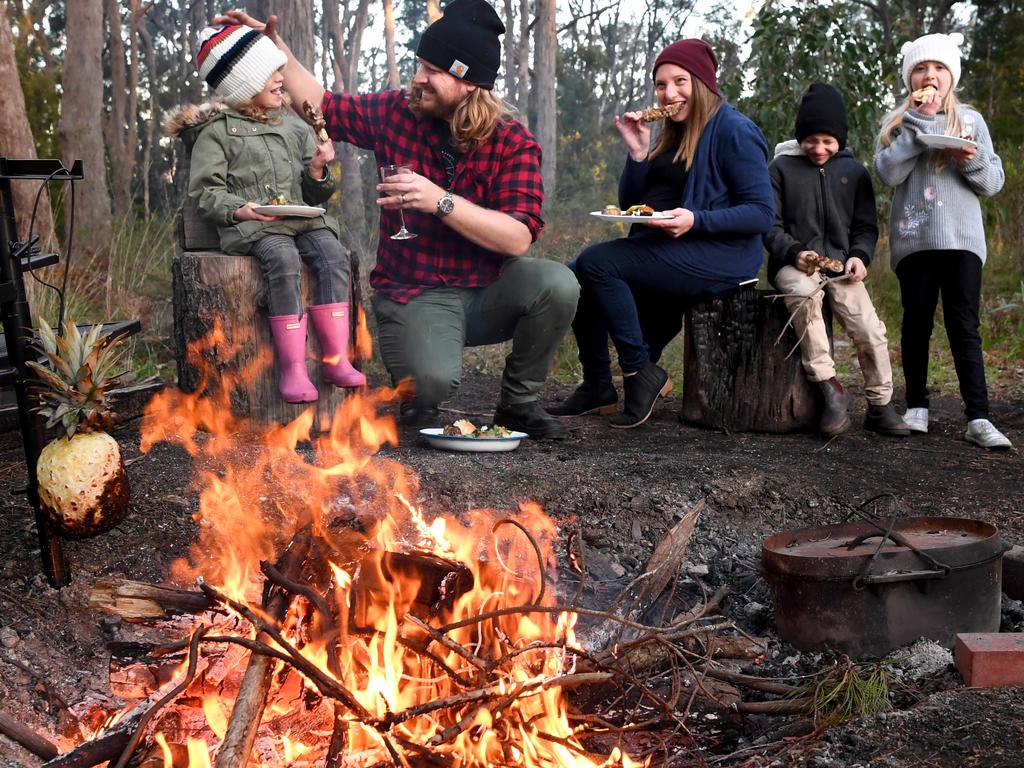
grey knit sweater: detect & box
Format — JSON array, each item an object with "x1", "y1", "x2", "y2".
[{"x1": 874, "y1": 106, "x2": 1003, "y2": 270}]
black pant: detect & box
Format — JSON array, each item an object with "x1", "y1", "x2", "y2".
[{"x1": 895, "y1": 250, "x2": 988, "y2": 420}]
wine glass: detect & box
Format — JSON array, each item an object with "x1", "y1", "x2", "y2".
[{"x1": 378, "y1": 164, "x2": 417, "y2": 240}]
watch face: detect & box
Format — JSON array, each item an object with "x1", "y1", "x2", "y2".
[{"x1": 437, "y1": 194, "x2": 455, "y2": 215}]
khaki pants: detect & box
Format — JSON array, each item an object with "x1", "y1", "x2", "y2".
[{"x1": 774, "y1": 265, "x2": 893, "y2": 405}]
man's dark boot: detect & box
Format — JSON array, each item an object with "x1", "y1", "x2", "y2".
[
  {"x1": 864, "y1": 402, "x2": 911, "y2": 437},
  {"x1": 548, "y1": 381, "x2": 618, "y2": 416},
  {"x1": 399, "y1": 403, "x2": 441, "y2": 428},
  {"x1": 818, "y1": 377, "x2": 851, "y2": 436},
  {"x1": 493, "y1": 401, "x2": 566, "y2": 440},
  {"x1": 609, "y1": 363, "x2": 671, "y2": 429}
]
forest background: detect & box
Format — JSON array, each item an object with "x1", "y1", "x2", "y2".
[{"x1": 2, "y1": 0, "x2": 1022, "y2": 397}]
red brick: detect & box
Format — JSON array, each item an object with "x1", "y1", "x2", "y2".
[
  {"x1": 954, "y1": 633, "x2": 1024, "y2": 687},
  {"x1": 1004, "y1": 545, "x2": 1024, "y2": 601}
]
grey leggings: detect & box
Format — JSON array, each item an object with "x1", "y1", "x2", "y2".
[{"x1": 249, "y1": 229, "x2": 350, "y2": 316}]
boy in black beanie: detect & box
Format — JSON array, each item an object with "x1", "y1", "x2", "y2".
[{"x1": 765, "y1": 83, "x2": 909, "y2": 438}]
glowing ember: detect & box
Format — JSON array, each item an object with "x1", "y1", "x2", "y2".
[{"x1": 120, "y1": 328, "x2": 646, "y2": 767}]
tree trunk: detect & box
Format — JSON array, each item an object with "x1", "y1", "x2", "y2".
[
  {"x1": 382, "y1": 0, "x2": 400, "y2": 89},
  {"x1": 681, "y1": 288, "x2": 822, "y2": 433},
  {"x1": 274, "y1": 1, "x2": 316, "y2": 70},
  {"x1": 338, "y1": 0, "x2": 371, "y2": 249},
  {"x1": 533, "y1": 0, "x2": 556, "y2": 196},
  {"x1": 59, "y1": 0, "x2": 112, "y2": 246},
  {"x1": 0, "y1": 1, "x2": 58, "y2": 259},
  {"x1": 104, "y1": 0, "x2": 143, "y2": 214},
  {"x1": 516, "y1": 0, "x2": 530, "y2": 120},
  {"x1": 501, "y1": 0, "x2": 516, "y2": 97}
]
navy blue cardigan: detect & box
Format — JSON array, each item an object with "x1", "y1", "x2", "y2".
[{"x1": 618, "y1": 103, "x2": 774, "y2": 283}]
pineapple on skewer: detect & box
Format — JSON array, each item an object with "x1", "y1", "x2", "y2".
[{"x1": 27, "y1": 320, "x2": 131, "y2": 538}]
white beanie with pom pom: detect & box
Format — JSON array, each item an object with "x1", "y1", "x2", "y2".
[{"x1": 900, "y1": 32, "x2": 964, "y2": 90}]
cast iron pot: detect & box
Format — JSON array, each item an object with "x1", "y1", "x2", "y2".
[{"x1": 762, "y1": 516, "x2": 1008, "y2": 659}]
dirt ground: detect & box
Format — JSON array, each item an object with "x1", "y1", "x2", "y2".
[{"x1": 1, "y1": 369, "x2": 1022, "y2": 767}]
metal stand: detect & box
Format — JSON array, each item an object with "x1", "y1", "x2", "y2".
[{"x1": 0, "y1": 158, "x2": 84, "y2": 587}]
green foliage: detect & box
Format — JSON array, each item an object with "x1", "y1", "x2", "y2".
[
  {"x1": 798, "y1": 660, "x2": 892, "y2": 727},
  {"x1": 742, "y1": 0, "x2": 894, "y2": 157},
  {"x1": 12, "y1": 31, "x2": 60, "y2": 159},
  {"x1": 967, "y1": 0, "x2": 1024, "y2": 146}
]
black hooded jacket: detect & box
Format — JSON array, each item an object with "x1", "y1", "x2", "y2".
[{"x1": 764, "y1": 140, "x2": 878, "y2": 283}]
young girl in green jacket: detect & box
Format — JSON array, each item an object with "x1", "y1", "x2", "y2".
[{"x1": 171, "y1": 24, "x2": 364, "y2": 403}]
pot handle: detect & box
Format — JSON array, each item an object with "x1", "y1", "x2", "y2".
[
  {"x1": 854, "y1": 568, "x2": 949, "y2": 588},
  {"x1": 844, "y1": 531, "x2": 905, "y2": 549}
]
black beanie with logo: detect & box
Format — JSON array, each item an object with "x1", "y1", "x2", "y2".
[
  {"x1": 794, "y1": 83, "x2": 849, "y2": 150},
  {"x1": 416, "y1": 0, "x2": 505, "y2": 89}
]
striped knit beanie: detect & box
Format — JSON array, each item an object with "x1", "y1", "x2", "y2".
[{"x1": 197, "y1": 25, "x2": 288, "y2": 107}]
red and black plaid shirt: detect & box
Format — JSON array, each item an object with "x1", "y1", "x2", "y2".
[{"x1": 321, "y1": 89, "x2": 545, "y2": 303}]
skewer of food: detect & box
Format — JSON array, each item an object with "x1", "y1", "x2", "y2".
[
  {"x1": 263, "y1": 185, "x2": 291, "y2": 206},
  {"x1": 911, "y1": 86, "x2": 937, "y2": 104},
  {"x1": 640, "y1": 102, "x2": 684, "y2": 122},
  {"x1": 302, "y1": 99, "x2": 330, "y2": 143},
  {"x1": 803, "y1": 252, "x2": 844, "y2": 276}
]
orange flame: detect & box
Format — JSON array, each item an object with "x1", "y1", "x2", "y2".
[{"x1": 133, "y1": 326, "x2": 644, "y2": 767}]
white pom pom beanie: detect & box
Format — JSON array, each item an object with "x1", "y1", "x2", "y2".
[
  {"x1": 900, "y1": 32, "x2": 964, "y2": 90},
  {"x1": 197, "y1": 25, "x2": 288, "y2": 107}
]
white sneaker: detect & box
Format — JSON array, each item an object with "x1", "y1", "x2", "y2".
[
  {"x1": 903, "y1": 407, "x2": 929, "y2": 434},
  {"x1": 964, "y1": 419, "x2": 1013, "y2": 450}
]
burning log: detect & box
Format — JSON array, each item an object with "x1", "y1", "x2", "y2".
[
  {"x1": 0, "y1": 711, "x2": 58, "y2": 760},
  {"x1": 90, "y1": 579, "x2": 214, "y2": 621}
]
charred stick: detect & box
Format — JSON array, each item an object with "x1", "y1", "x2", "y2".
[
  {"x1": 700, "y1": 667, "x2": 797, "y2": 695},
  {"x1": 89, "y1": 579, "x2": 215, "y2": 621},
  {"x1": 396, "y1": 636, "x2": 474, "y2": 688},
  {"x1": 735, "y1": 698, "x2": 814, "y2": 715},
  {"x1": 325, "y1": 703, "x2": 348, "y2": 768},
  {"x1": 492, "y1": 518, "x2": 546, "y2": 606},
  {"x1": 427, "y1": 703, "x2": 481, "y2": 745},
  {"x1": 0, "y1": 711, "x2": 58, "y2": 760},
  {"x1": 566, "y1": 527, "x2": 587, "y2": 608},
  {"x1": 436, "y1": 603, "x2": 675, "y2": 635},
  {"x1": 198, "y1": 580, "x2": 373, "y2": 722},
  {"x1": 404, "y1": 613, "x2": 489, "y2": 673},
  {"x1": 215, "y1": 527, "x2": 311, "y2": 768},
  {"x1": 112, "y1": 625, "x2": 209, "y2": 768}
]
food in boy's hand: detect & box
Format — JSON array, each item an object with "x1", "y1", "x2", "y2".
[
  {"x1": 640, "y1": 102, "x2": 684, "y2": 122},
  {"x1": 624, "y1": 204, "x2": 655, "y2": 216},
  {"x1": 912, "y1": 86, "x2": 937, "y2": 104},
  {"x1": 603, "y1": 204, "x2": 622, "y2": 215},
  {"x1": 441, "y1": 419, "x2": 512, "y2": 438},
  {"x1": 804, "y1": 252, "x2": 844, "y2": 276},
  {"x1": 302, "y1": 100, "x2": 330, "y2": 143}
]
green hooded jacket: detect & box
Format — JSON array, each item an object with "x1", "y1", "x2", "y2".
[{"x1": 167, "y1": 102, "x2": 340, "y2": 255}]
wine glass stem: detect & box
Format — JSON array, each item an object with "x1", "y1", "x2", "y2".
[{"x1": 398, "y1": 210, "x2": 408, "y2": 231}]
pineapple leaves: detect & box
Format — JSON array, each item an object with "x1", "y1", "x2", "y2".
[{"x1": 29, "y1": 318, "x2": 129, "y2": 438}]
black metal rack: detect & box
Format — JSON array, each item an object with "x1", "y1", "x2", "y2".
[{"x1": 1, "y1": 158, "x2": 142, "y2": 587}]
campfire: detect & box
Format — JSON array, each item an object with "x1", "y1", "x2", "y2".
[{"x1": 43, "y1": 328, "x2": 749, "y2": 768}]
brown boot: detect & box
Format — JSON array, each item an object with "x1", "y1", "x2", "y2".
[
  {"x1": 864, "y1": 402, "x2": 911, "y2": 437},
  {"x1": 818, "y1": 378, "x2": 851, "y2": 436}
]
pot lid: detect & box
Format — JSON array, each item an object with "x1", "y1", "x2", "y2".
[{"x1": 762, "y1": 516, "x2": 1005, "y2": 581}]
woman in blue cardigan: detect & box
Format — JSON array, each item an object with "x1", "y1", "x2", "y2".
[{"x1": 552, "y1": 39, "x2": 774, "y2": 428}]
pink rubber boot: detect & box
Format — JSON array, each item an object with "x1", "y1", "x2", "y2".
[
  {"x1": 268, "y1": 314, "x2": 319, "y2": 403},
  {"x1": 309, "y1": 303, "x2": 367, "y2": 388}
]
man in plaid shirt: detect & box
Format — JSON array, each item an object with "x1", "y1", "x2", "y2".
[{"x1": 218, "y1": 0, "x2": 579, "y2": 439}]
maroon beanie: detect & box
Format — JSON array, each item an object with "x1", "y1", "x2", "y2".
[{"x1": 652, "y1": 39, "x2": 719, "y2": 96}]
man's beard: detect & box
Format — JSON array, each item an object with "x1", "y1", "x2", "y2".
[{"x1": 407, "y1": 81, "x2": 456, "y2": 119}]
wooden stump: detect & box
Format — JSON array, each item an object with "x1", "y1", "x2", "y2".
[
  {"x1": 172, "y1": 252, "x2": 358, "y2": 429},
  {"x1": 681, "y1": 287, "x2": 822, "y2": 433}
]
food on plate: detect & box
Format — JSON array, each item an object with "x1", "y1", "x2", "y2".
[
  {"x1": 602, "y1": 204, "x2": 622, "y2": 215},
  {"x1": 803, "y1": 252, "x2": 844, "y2": 276},
  {"x1": 263, "y1": 185, "x2": 291, "y2": 206},
  {"x1": 640, "y1": 102, "x2": 684, "y2": 122},
  {"x1": 912, "y1": 86, "x2": 937, "y2": 104},
  {"x1": 302, "y1": 100, "x2": 330, "y2": 143},
  {"x1": 624, "y1": 204, "x2": 655, "y2": 216},
  {"x1": 442, "y1": 419, "x2": 512, "y2": 438}
]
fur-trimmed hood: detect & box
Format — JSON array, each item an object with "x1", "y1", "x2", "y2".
[{"x1": 164, "y1": 101, "x2": 229, "y2": 141}]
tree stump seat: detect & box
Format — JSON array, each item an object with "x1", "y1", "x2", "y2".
[
  {"x1": 172, "y1": 197, "x2": 361, "y2": 429},
  {"x1": 681, "y1": 286, "x2": 826, "y2": 433}
]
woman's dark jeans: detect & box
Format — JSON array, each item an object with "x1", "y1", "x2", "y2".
[
  {"x1": 570, "y1": 237, "x2": 739, "y2": 380},
  {"x1": 896, "y1": 249, "x2": 988, "y2": 420},
  {"x1": 249, "y1": 229, "x2": 350, "y2": 316}
]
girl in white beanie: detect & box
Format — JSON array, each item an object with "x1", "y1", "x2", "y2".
[
  {"x1": 874, "y1": 32, "x2": 1010, "y2": 449},
  {"x1": 167, "y1": 25, "x2": 365, "y2": 404}
]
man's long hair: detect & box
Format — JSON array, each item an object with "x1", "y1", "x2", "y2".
[
  {"x1": 649, "y1": 78, "x2": 722, "y2": 170},
  {"x1": 409, "y1": 83, "x2": 514, "y2": 152}
]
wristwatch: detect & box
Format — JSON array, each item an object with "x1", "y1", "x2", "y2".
[{"x1": 435, "y1": 190, "x2": 455, "y2": 218}]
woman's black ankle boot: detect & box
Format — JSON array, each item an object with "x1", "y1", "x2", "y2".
[
  {"x1": 549, "y1": 380, "x2": 618, "y2": 417},
  {"x1": 609, "y1": 363, "x2": 671, "y2": 428}
]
